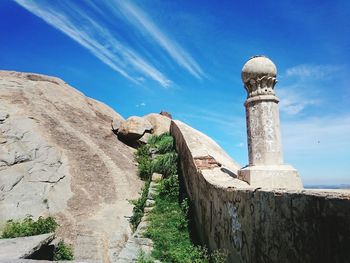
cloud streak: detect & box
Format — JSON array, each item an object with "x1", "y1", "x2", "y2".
[
  {"x1": 277, "y1": 87, "x2": 320, "y2": 115},
  {"x1": 14, "y1": 0, "x2": 204, "y2": 87},
  {"x1": 115, "y1": 1, "x2": 205, "y2": 79},
  {"x1": 277, "y1": 63, "x2": 343, "y2": 115},
  {"x1": 284, "y1": 64, "x2": 341, "y2": 80}
]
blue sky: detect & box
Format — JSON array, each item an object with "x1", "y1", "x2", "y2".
[{"x1": 1, "y1": 0, "x2": 349, "y2": 185}]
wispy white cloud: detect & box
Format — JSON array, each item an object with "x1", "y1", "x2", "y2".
[
  {"x1": 236, "y1": 142, "x2": 244, "y2": 148},
  {"x1": 277, "y1": 63, "x2": 342, "y2": 115},
  {"x1": 114, "y1": 1, "x2": 206, "y2": 80},
  {"x1": 14, "y1": 0, "x2": 203, "y2": 87},
  {"x1": 284, "y1": 64, "x2": 341, "y2": 80},
  {"x1": 277, "y1": 87, "x2": 320, "y2": 115},
  {"x1": 136, "y1": 102, "x2": 146, "y2": 108},
  {"x1": 178, "y1": 111, "x2": 245, "y2": 131}
]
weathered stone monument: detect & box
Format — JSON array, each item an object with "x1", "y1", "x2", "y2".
[{"x1": 238, "y1": 56, "x2": 303, "y2": 189}]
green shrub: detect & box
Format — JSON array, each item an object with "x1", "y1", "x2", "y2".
[
  {"x1": 53, "y1": 241, "x2": 74, "y2": 261},
  {"x1": 152, "y1": 152, "x2": 178, "y2": 178},
  {"x1": 147, "y1": 132, "x2": 170, "y2": 145},
  {"x1": 148, "y1": 133, "x2": 174, "y2": 154},
  {"x1": 135, "y1": 133, "x2": 176, "y2": 180},
  {"x1": 1, "y1": 216, "x2": 58, "y2": 238},
  {"x1": 155, "y1": 136, "x2": 174, "y2": 154},
  {"x1": 137, "y1": 251, "x2": 154, "y2": 263},
  {"x1": 138, "y1": 158, "x2": 153, "y2": 180},
  {"x1": 158, "y1": 175, "x2": 179, "y2": 200},
  {"x1": 210, "y1": 249, "x2": 228, "y2": 263},
  {"x1": 135, "y1": 145, "x2": 153, "y2": 180},
  {"x1": 130, "y1": 181, "x2": 151, "y2": 231},
  {"x1": 135, "y1": 144, "x2": 150, "y2": 162}
]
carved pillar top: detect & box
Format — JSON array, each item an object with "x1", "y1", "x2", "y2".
[{"x1": 241, "y1": 55, "x2": 277, "y2": 98}]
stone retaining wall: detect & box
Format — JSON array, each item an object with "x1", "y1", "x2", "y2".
[{"x1": 171, "y1": 120, "x2": 350, "y2": 263}]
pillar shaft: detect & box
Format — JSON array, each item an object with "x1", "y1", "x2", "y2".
[
  {"x1": 245, "y1": 95, "x2": 283, "y2": 166},
  {"x1": 238, "y1": 56, "x2": 303, "y2": 189}
]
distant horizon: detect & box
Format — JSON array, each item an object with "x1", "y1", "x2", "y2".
[
  {"x1": 1, "y1": 0, "x2": 349, "y2": 185},
  {"x1": 304, "y1": 184, "x2": 350, "y2": 189}
]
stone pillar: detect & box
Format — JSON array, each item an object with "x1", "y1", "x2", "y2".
[{"x1": 238, "y1": 56, "x2": 303, "y2": 189}]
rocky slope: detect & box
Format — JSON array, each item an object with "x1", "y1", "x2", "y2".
[{"x1": 0, "y1": 71, "x2": 143, "y2": 262}]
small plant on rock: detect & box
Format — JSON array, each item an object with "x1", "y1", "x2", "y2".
[
  {"x1": 137, "y1": 251, "x2": 154, "y2": 263},
  {"x1": 53, "y1": 241, "x2": 74, "y2": 261},
  {"x1": 1, "y1": 216, "x2": 58, "y2": 238},
  {"x1": 129, "y1": 181, "x2": 151, "y2": 231},
  {"x1": 135, "y1": 144, "x2": 153, "y2": 180}
]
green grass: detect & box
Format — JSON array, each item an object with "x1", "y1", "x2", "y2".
[
  {"x1": 150, "y1": 133, "x2": 174, "y2": 154},
  {"x1": 135, "y1": 144, "x2": 153, "y2": 180},
  {"x1": 135, "y1": 134, "x2": 177, "y2": 180},
  {"x1": 137, "y1": 251, "x2": 154, "y2": 263},
  {"x1": 151, "y1": 152, "x2": 178, "y2": 178},
  {"x1": 144, "y1": 176, "x2": 204, "y2": 262},
  {"x1": 1, "y1": 216, "x2": 75, "y2": 260},
  {"x1": 147, "y1": 132, "x2": 171, "y2": 146},
  {"x1": 130, "y1": 181, "x2": 151, "y2": 231},
  {"x1": 53, "y1": 241, "x2": 74, "y2": 261},
  {"x1": 1, "y1": 216, "x2": 58, "y2": 238},
  {"x1": 134, "y1": 132, "x2": 227, "y2": 262},
  {"x1": 145, "y1": 176, "x2": 227, "y2": 263}
]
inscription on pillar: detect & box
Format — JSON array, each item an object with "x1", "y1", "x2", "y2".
[{"x1": 246, "y1": 99, "x2": 283, "y2": 165}]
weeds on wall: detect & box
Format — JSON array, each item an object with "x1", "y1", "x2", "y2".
[
  {"x1": 133, "y1": 132, "x2": 227, "y2": 263},
  {"x1": 1, "y1": 216, "x2": 58, "y2": 238}
]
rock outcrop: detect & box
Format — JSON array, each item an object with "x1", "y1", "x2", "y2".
[
  {"x1": 0, "y1": 71, "x2": 143, "y2": 262},
  {"x1": 117, "y1": 116, "x2": 153, "y2": 141},
  {"x1": 116, "y1": 113, "x2": 172, "y2": 144},
  {"x1": 0, "y1": 233, "x2": 55, "y2": 260},
  {"x1": 143, "y1": 113, "x2": 171, "y2": 136}
]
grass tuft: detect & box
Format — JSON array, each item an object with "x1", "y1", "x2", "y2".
[
  {"x1": 129, "y1": 181, "x2": 151, "y2": 231},
  {"x1": 148, "y1": 133, "x2": 174, "y2": 154},
  {"x1": 1, "y1": 216, "x2": 58, "y2": 238},
  {"x1": 53, "y1": 241, "x2": 74, "y2": 261},
  {"x1": 152, "y1": 152, "x2": 178, "y2": 178},
  {"x1": 144, "y1": 176, "x2": 205, "y2": 262},
  {"x1": 137, "y1": 251, "x2": 154, "y2": 263},
  {"x1": 135, "y1": 144, "x2": 153, "y2": 180}
]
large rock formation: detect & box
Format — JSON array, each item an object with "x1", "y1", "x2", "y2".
[
  {"x1": 0, "y1": 233, "x2": 55, "y2": 260},
  {"x1": 115, "y1": 113, "x2": 172, "y2": 144},
  {"x1": 117, "y1": 116, "x2": 153, "y2": 141},
  {"x1": 0, "y1": 71, "x2": 143, "y2": 262}
]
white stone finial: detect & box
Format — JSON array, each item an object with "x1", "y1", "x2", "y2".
[
  {"x1": 241, "y1": 56, "x2": 277, "y2": 98},
  {"x1": 238, "y1": 55, "x2": 303, "y2": 190}
]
